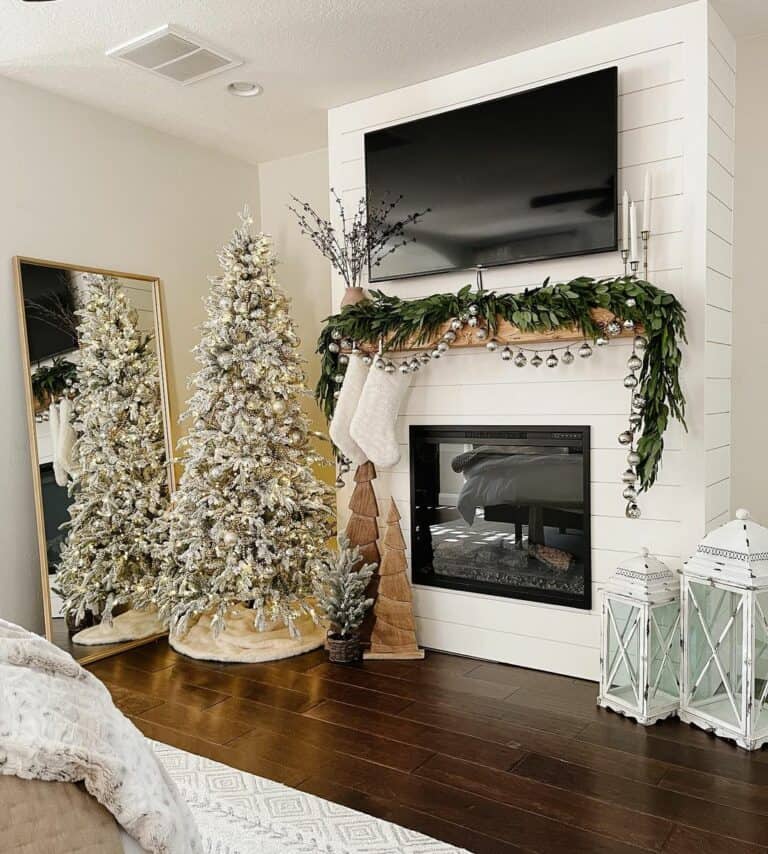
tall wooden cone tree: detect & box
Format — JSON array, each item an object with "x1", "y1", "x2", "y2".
[
  {"x1": 365, "y1": 498, "x2": 424, "y2": 660},
  {"x1": 345, "y1": 461, "x2": 380, "y2": 644}
]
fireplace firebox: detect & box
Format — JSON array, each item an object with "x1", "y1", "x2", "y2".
[{"x1": 410, "y1": 426, "x2": 591, "y2": 609}]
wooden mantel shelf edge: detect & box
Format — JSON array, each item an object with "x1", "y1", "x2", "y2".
[{"x1": 349, "y1": 307, "x2": 640, "y2": 354}]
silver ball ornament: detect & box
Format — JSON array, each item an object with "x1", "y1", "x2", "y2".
[
  {"x1": 362, "y1": 354, "x2": 373, "y2": 367},
  {"x1": 596, "y1": 336, "x2": 609, "y2": 348},
  {"x1": 486, "y1": 341, "x2": 498, "y2": 352},
  {"x1": 627, "y1": 354, "x2": 643, "y2": 372},
  {"x1": 514, "y1": 351, "x2": 527, "y2": 368},
  {"x1": 338, "y1": 354, "x2": 350, "y2": 366},
  {"x1": 384, "y1": 361, "x2": 396, "y2": 373},
  {"x1": 628, "y1": 412, "x2": 642, "y2": 428},
  {"x1": 546, "y1": 353, "x2": 558, "y2": 368},
  {"x1": 632, "y1": 392, "x2": 645, "y2": 410},
  {"x1": 625, "y1": 502, "x2": 642, "y2": 520},
  {"x1": 561, "y1": 349, "x2": 574, "y2": 365},
  {"x1": 607, "y1": 320, "x2": 622, "y2": 336},
  {"x1": 431, "y1": 348, "x2": 442, "y2": 359},
  {"x1": 579, "y1": 342, "x2": 593, "y2": 359},
  {"x1": 625, "y1": 297, "x2": 637, "y2": 308},
  {"x1": 333, "y1": 374, "x2": 345, "y2": 385},
  {"x1": 623, "y1": 485, "x2": 638, "y2": 501},
  {"x1": 375, "y1": 357, "x2": 386, "y2": 370},
  {"x1": 328, "y1": 342, "x2": 340, "y2": 354},
  {"x1": 500, "y1": 346, "x2": 512, "y2": 361},
  {"x1": 409, "y1": 358, "x2": 421, "y2": 372},
  {"x1": 623, "y1": 319, "x2": 635, "y2": 330},
  {"x1": 530, "y1": 353, "x2": 543, "y2": 368},
  {"x1": 335, "y1": 477, "x2": 345, "y2": 489},
  {"x1": 627, "y1": 450, "x2": 641, "y2": 466},
  {"x1": 618, "y1": 430, "x2": 633, "y2": 445},
  {"x1": 443, "y1": 330, "x2": 457, "y2": 343},
  {"x1": 437, "y1": 341, "x2": 449, "y2": 352},
  {"x1": 623, "y1": 373, "x2": 639, "y2": 389},
  {"x1": 634, "y1": 335, "x2": 648, "y2": 352},
  {"x1": 340, "y1": 339, "x2": 353, "y2": 350},
  {"x1": 420, "y1": 352, "x2": 432, "y2": 364},
  {"x1": 399, "y1": 363, "x2": 410, "y2": 374},
  {"x1": 468, "y1": 304, "x2": 479, "y2": 316},
  {"x1": 330, "y1": 329, "x2": 343, "y2": 341},
  {"x1": 622, "y1": 468, "x2": 637, "y2": 484},
  {"x1": 467, "y1": 316, "x2": 478, "y2": 327},
  {"x1": 450, "y1": 318, "x2": 462, "y2": 331}
]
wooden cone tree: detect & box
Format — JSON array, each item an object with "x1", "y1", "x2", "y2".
[
  {"x1": 364, "y1": 498, "x2": 424, "y2": 660},
  {"x1": 345, "y1": 461, "x2": 380, "y2": 644}
]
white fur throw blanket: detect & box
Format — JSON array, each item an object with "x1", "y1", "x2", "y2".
[{"x1": 0, "y1": 619, "x2": 203, "y2": 854}]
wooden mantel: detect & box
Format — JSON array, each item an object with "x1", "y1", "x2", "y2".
[{"x1": 351, "y1": 307, "x2": 639, "y2": 354}]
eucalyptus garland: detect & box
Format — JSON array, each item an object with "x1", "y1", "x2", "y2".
[{"x1": 317, "y1": 275, "x2": 686, "y2": 493}]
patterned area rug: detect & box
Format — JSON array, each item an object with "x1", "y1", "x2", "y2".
[{"x1": 152, "y1": 741, "x2": 466, "y2": 854}]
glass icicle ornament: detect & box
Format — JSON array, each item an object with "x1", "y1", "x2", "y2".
[
  {"x1": 56, "y1": 274, "x2": 170, "y2": 626},
  {"x1": 152, "y1": 216, "x2": 334, "y2": 641}
]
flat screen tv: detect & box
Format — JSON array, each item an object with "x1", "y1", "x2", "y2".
[{"x1": 364, "y1": 67, "x2": 618, "y2": 281}]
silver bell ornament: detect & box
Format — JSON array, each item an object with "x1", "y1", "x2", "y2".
[
  {"x1": 500, "y1": 346, "x2": 512, "y2": 361},
  {"x1": 444, "y1": 330, "x2": 457, "y2": 343},
  {"x1": 384, "y1": 361, "x2": 396, "y2": 373},
  {"x1": 514, "y1": 351, "x2": 527, "y2": 368},
  {"x1": 546, "y1": 353, "x2": 559, "y2": 368},
  {"x1": 409, "y1": 358, "x2": 421, "y2": 372},
  {"x1": 623, "y1": 485, "x2": 638, "y2": 501},
  {"x1": 437, "y1": 341, "x2": 449, "y2": 352},
  {"x1": 531, "y1": 353, "x2": 543, "y2": 367},
  {"x1": 338, "y1": 354, "x2": 350, "y2": 366},
  {"x1": 627, "y1": 354, "x2": 643, "y2": 372},
  {"x1": 579, "y1": 342, "x2": 593, "y2": 359},
  {"x1": 450, "y1": 318, "x2": 462, "y2": 331},
  {"x1": 561, "y1": 349, "x2": 574, "y2": 365},
  {"x1": 622, "y1": 468, "x2": 638, "y2": 484},
  {"x1": 627, "y1": 450, "x2": 641, "y2": 466},
  {"x1": 328, "y1": 342, "x2": 340, "y2": 354},
  {"x1": 626, "y1": 502, "x2": 642, "y2": 520},
  {"x1": 330, "y1": 329, "x2": 343, "y2": 341},
  {"x1": 486, "y1": 341, "x2": 498, "y2": 352},
  {"x1": 399, "y1": 362, "x2": 410, "y2": 375},
  {"x1": 632, "y1": 392, "x2": 645, "y2": 410},
  {"x1": 607, "y1": 320, "x2": 622, "y2": 336},
  {"x1": 596, "y1": 336, "x2": 609, "y2": 347},
  {"x1": 634, "y1": 335, "x2": 648, "y2": 352},
  {"x1": 624, "y1": 374, "x2": 639, "y2": 389},
  {"x1": 431, "y1": 348, "x2": 442, "y2": 359},
  {"x1": 618, "y1": 431, "x2": 634, "y2": 446}
]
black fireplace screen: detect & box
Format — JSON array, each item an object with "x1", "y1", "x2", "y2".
[{"x1": 410, "y1": 426, "x2": 591, "y2": 609}]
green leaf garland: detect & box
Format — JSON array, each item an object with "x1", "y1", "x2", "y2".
[{"x1": 316, "y1": 275, "x2": 686, "y2": 492}]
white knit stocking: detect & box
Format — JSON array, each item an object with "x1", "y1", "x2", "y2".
[
  {"x1": 329, "y1": 354, "x2": 369, "y2": 465},
  {"x1": 350, "y1": 367, "x2": 412, "y2": 468}
]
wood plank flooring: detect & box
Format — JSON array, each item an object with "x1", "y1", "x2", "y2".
[{"x1": 88, "y1": 641, "x2": 768, "y2": 854}]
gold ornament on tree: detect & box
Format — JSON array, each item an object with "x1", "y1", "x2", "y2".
[{"x1": 364, "y1": 498, "x2": 424, "y2": 660}]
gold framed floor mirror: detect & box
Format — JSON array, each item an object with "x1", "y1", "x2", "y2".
[{"x1": 14, "y1": 257, "x2": 175, "y2": 664}]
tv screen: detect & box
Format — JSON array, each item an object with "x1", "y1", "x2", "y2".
[{"x1": 364, "y1": 67, "x2": 618, "y2": 281}]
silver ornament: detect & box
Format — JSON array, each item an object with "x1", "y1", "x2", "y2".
[
  {"x1": 362, "y1": 354, "x2": 373, "y2": 367},
  {"x1": 625, "y1": 297, "x2": 637, "y2": 308},
  {"x1": 634, "y1": 335, "x2": 648, "y2": 352},
  {"x1": 514, "y1": 351, "x2": 527, "y2": 368},
  {"x1": 621, "y1": 468, "x2": 637, "y2": 484},
  {"x1": 623, "y1": 319, "x2": 635, "y2": 330},
  {"x1": 628, "y1": 412, "x2": 642, "y2": 428},
  {"x1": 618, "y1": 430, "x2": 633, "y2": 445},
  {"x1": 459, "y1": 312, "x2": 470, "y2": 323},
  {"x1": 437, "y1": 341, "x2": 449, "y2": 352},
  {"x1": 450, "y1": 318, "x2": 462, "y2": 331},
  {"x1": 330, "y1": 329, "x2": 343, "y2": 341},
  {"x1": 420, "y1": 352, "x2": 432, "y2": 364},
  {"x1": 384, "y1": 361, "x2": 396, "y2": 373},
  {"x1": 399, "y1": 362, "x2": 410, "y2": 374},
  {"x1": 579, "y1": 342, "x2": 593, "y2": 359},
  {"x1": 431, "y1": 348, "x2": 442, "y2": 359},
  {"x1": 409, "y1": 359, "x2": 421, "y2": 372},
  {"x1": 596, "y1": 336, "x2": 609, "y2": 347},
  {"x1": 623, "y1": 485, "x2": 638, "y2": 501},
  {"x1": 467, "y1": 316, "x2": 478, "y2": 327},
  {"x1": 333, "y1": 389, "x2": 341, "y2": 400},
  {"x1": 328, "y1": 342, "x2": 340, "y2": 354},
  {"x1": 623, "y1": 373, "x2": 638, "y2": 389},
  {"x1": 333, "y1": 373, "x2": 345, "y2": 384},
  {"x1": 375, "y1": 357, "x2": 386, "y2": 370},
  {"x1": 627, "y1": 354, "x2": 643, "y2": 371},
  {"x1": 443, "y1": 330, "x2": 457, "y2": 343},
  {"x1": 561, "y1": 349, "x2": 574, "y2": 365},
  {"x1": 476, "y1": 328, "x2": 488, "y2": 341},
  {"x1": 627, "y1": 450, "x2": 641, "y2": 466},
  {"x1": 335, "y1": 477, "x2": 345, "y2": 489},
  {"x1": 500, "y1": 346, "x2": 512, "y2": 361},
  {"x1": 340, "y1": 339, "x2": 353, "y2": 350},
  {"x1": 486, "y1": 341, "x2": 498, "y2": 352},
  {"x1": 531, "y1": 353, "x2": 543, "y2": 367},
  {"x1": 625, "y1": 502, "x2": 642, "y2": 520},
  {"x1": 546, "y1": 353, "x2": 559, "y2": 368},
  {"x1": 468, "y1": 304, "x2": 479, "y2": 316},
  {"x1": 632, "y1": 392, "x2": 645, "y2": 410}
]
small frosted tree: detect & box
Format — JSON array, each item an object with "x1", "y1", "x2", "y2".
[
  {"x1": 151, "y1": 213, "x2": 334, "y2": 638},
  {"x1": 57, "y1": 274, "x2": 170, "y2": 625}
]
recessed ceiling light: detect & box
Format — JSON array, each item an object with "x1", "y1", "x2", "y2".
[{"x1": 227, "y1": 81, "x2": 263, "y2": 97}]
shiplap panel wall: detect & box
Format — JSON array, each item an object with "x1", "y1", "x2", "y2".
[
  {"x1": 328, "y1": 3, "x2": 723, "y2": 679},
  {"x1": 705, "y1": 6, "x2": 736, "y2": 532}
]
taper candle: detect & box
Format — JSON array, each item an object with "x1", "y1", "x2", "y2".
[
  {"x1": 621, "y1": 190, "x2": 629, "y2": 251},
  {"x1": 629, "y1": 201, "x2": 638, "y2": 263},
  {"x1": 642, "y1": 171, "x2": 651, "y2": 233}
]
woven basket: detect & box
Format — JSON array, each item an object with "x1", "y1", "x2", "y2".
[{"x1": 327, "y1": 632, "x2": 361, "y2": 664}]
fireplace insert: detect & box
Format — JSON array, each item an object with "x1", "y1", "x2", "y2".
[{"x1": 410, "y1": 426, "x2": 591, "y2": 609}]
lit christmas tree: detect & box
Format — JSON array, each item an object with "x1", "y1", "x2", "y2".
[
  {"x1": 57, "y1": 274, "x2": 170, "y2": 627},
  {"x1": 152, "y1": 212, "x2": 334, "y2": 642}
]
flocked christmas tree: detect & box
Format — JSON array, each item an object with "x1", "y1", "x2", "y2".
[
  {"x1": 57, "y1": 274, "x2": 170, "y2": 626},
  {"x1": 151, "y1": 212, "x2": 334, "y2": 640}
]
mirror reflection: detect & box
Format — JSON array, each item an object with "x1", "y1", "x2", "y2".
[{"x1": 16, "y1": 259, "x2": 174, "y2": 663}]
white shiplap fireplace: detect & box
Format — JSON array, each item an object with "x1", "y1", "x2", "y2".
[{"x1": 328, "y1": 1, "x2": 735, "y2": 680}]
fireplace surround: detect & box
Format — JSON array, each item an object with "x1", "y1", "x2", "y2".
[{"x1": 410, "y1": 426, "x2": 591, "y2": 610}]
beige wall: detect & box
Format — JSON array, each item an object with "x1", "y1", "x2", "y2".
[
  {"x1": 733, "y1": 35, "x2": 768, "y2": 523},
  {"x1": 258, "y1": 149, "x2": 334, "y2": 481},
  {"x1": 1, "y1": 75, "x2": 260, "y2": 631}
]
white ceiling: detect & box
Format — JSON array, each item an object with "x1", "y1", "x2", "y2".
[{"x1": 1, "y1": 0, "x2": 764, "y2": 165}]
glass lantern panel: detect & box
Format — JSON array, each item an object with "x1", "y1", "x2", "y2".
[
  {"x1": 753, "y1": 591, "x2": 768, "y2": 737},
  {"x1": 649, "y1": 600, "x2": 680, "y2": 704},
  {"x1": 606, "y1": 598, "x2": 641, "y2": 706},
  {"x1": 687, "y1": 581, "x2": 744, "y2": 729}
]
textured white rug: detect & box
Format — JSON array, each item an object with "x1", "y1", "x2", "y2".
[{"x1": 152, "y1": 741, "x2": 466, "y2": 854}]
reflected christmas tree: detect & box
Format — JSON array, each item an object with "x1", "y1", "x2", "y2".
[{"x1": 57, "y1": 274, "x2": 169, "y2": 626}]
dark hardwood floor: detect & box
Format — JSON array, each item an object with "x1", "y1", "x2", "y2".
[{"x1": 88, "y1": 641, "x2": 768, "y2": 854}]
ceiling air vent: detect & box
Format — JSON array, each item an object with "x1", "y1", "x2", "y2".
[{"x1": 107, "y1": 25, "x2": 242, "y2": 85}]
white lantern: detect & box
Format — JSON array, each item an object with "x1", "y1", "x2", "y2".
[
  {"x1": 598, "y1": 547, "x2": 680, "y2": 724},
  {"x1": 680, "y1": 508, "x2": 768, "y2": 750}
]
